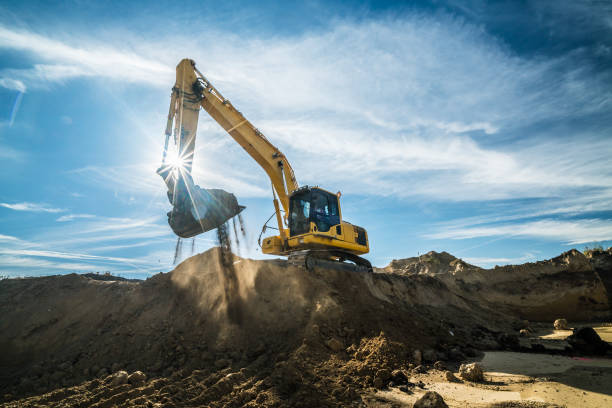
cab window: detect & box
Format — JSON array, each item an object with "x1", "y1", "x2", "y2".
[
  {"x1": 311, "y1": 190, "x2": 340, "y2": 232},
  {"x1": 289, "y1": 190, "x2": 311, "y2": 236}
]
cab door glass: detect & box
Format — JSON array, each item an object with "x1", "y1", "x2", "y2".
[
  {"x1": 289, "y1": 191, "x2": 311, "y2": 236},
  {"x1": 311, "y1": 190, "x2": 340, "y2": 232}
]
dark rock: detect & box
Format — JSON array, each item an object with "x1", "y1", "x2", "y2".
[
  {"x1": 497, "y1": 333, "x2": 520, "y2": 350},
  {"x1": 567, "y1": 327, "x2": 611, "y2": 355},
  {"x1": 390, "y1": 369, "x2": 408, "y2": 385},
  {"x1": 128, "y1": 371, "x2": 147, "y2": 386},
  {"x1": 414, "y1": 391, "x2": 449, "y2": 408}
]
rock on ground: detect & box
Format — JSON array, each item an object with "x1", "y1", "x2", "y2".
[
  {"x1": 413, "y1": 391, "x2": 449, "y2": 408},
  {"x1": 567, "y1": 327, "x2": 611, "y2": 355},
  {"x1": 110, "y1": 371, "x2": 128, "y2": 386},
  {"x1": 459, "y1": 362, "x2": 484, "y2": 382},
  {"x1": 554, "y1": 319, "x2": 568, "y2": 330},
  {"x1": 127, "y1": 371, "x2": 146, "y2": 386}
]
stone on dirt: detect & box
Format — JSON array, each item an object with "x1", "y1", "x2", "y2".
[
  {"x1": 459, "y1": 362, "x2": 484, "y2": 382},
  {"x1": 413, "y1": 391, "x2": 449, "y2": 408},
  {"x1": 373, "y1": 368, "x2": 391, "y2": 388},
  {"x1": 110, "y1": 370, "x2": 129, "y2": 386},
  {"x1": 519, "y1": 329, "x2": 530, "y2": 337},
  {"x1": 444, "y1": 370, "x2": 457, "y2": 381},
  {"x1": 390, "y1": 369, "x2": 408, "y2": 385},
  {"x1": 554, "y1": 318, "x2": 568, "y2": 330},
  {"x1": 567, "y1": 327, "x2": 611, "y2": 355},
  {"x1": 128, "y1": 371, "x2": 147, "y2": 386}
]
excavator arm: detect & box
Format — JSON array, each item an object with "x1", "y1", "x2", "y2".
[{"x1": 158, "y1": 59, "x2": 297, "y2": 239}]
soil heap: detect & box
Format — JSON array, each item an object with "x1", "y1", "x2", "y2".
[
  {"x1": 384, "y1": 249, "x2": 611, "y2": 322},
  {"x1": 1, "y1": 247, "x2": 610, "y2": 407},
  {"x1": 1, "y1": 248, "x2": 511, "y2": 407}
]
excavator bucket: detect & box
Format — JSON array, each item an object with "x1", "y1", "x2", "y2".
[{"x1": 158, "y1": 167, "x2": 245, "y2": 238}]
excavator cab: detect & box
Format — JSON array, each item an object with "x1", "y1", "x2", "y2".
[{"x1": 289, "y1": 187, "x2": 340, "y2": 236}]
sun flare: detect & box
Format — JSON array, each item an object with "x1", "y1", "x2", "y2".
[{"x1": 165, "y1": 148, "x2": 186, "y2": 171}]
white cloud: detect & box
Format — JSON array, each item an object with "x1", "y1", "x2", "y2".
[
  {"x1": 0, "y1": 77, "x2": 26, "y2": 92},
  {"x1": 428, "y1": 218, "x2": 612, "y2": 245},
  {"x1": 0, "y1": 234, "x2": 20, "y2": 242},
  {"x1": 56, "y1": 213, "x2": 95, "y2": 222},
  {"x1": 0, "y1": 248, "x2": 153, "y2": 265},
  {"x1": 0, "y1": 255, "x2": 100, "y2": 271},
  {"x1": 0, "y1": 202, "x2": 64, "y2": 213},
  {"x1": 0, "y1": 25, "x2": 173, "y2": 87}
]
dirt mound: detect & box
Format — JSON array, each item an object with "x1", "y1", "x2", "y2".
[
  {"x1": 0, "y1": 248, "x2": 515, "y2": 407},
  {"x1": 585, "y1": 248, "x2": 612, "y2": 316},
  {"x1": 385, "y1": 249, "x2": 611, "y2": 322},
  {"x1": 384, "y1": 251, "x2": 475, "y2": 276}
]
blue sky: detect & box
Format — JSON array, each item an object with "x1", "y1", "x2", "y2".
[{"x1": 1, "y1": 0, "x2": 611, "y2": 278}]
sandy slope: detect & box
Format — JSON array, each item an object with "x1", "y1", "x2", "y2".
[{"x1": 0, "y1": 247, "x2": 610, "y2": 407}]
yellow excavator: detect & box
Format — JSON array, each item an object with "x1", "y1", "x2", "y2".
[{"x1": 157, "y1": 59, "x2": 371, "y2": 271}]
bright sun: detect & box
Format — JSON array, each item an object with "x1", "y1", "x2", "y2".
[{"x1": 166, "y1": 148, "x2": 186, "y2": 170}]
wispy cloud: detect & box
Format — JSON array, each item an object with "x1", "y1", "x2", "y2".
[
  {"x1": 0, "y1": 202, "x2": 64, "y2": 213},
  {"x1": 462, "y1": 253, "x2": 538, "y2": 268},
  {"x1": 0, "y1": 25, "x2": 173, "y2": 88},
  {"x1": 0, "y1": 234, "x2": 20, "y2": 242},
  {"x1": 56, "y1": 213, "x2": 95, "y2": 222},
  {"x1": 0, "y1": 248, "x2": 153, "y2": 265},
  {"x1": 428, "y1": 218, "x2": 612, "y2": 245},
  {"x1": 0, "y1": 77, "x2": 26, "y2": 92},
  {"x1": 0, "y1": 214, "x2": 181, "y2": 277},
  {"x1": 0, "y1": 255, "x2": 101, "y2": 271}
]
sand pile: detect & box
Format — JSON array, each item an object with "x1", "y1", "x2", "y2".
[
  {"x1": 1, "y1": 248, "x2": 515, "y2": 407},
  {"x1": 384, "y1": 249, "x2": 611, "y2": 322}
]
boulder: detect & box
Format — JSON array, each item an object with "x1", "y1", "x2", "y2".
[
  {"x1": 567, "y1": 327, "x2": 611, "y2": 355},
  {"x1": 110, "y1": 370, "x2": 128, "y2": 386},
  {"x1": 127, "y1": 371, "x2": 147, "y2": 386},
  {"x1": 413, "y1": 391, "x2": 449, "y2": 408},
  {"x1": 554, "y1": 319, "x2": 568, "y2": 330},
  {"x1": 390, "y1": 369, "x2": 408, "y2": 385},
  {"x1": 459, "y1": 363, "x2": 484, "y2": 382},
  {"x1": 444, "y1": 370, "x2": 457, "y2": 382}
]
